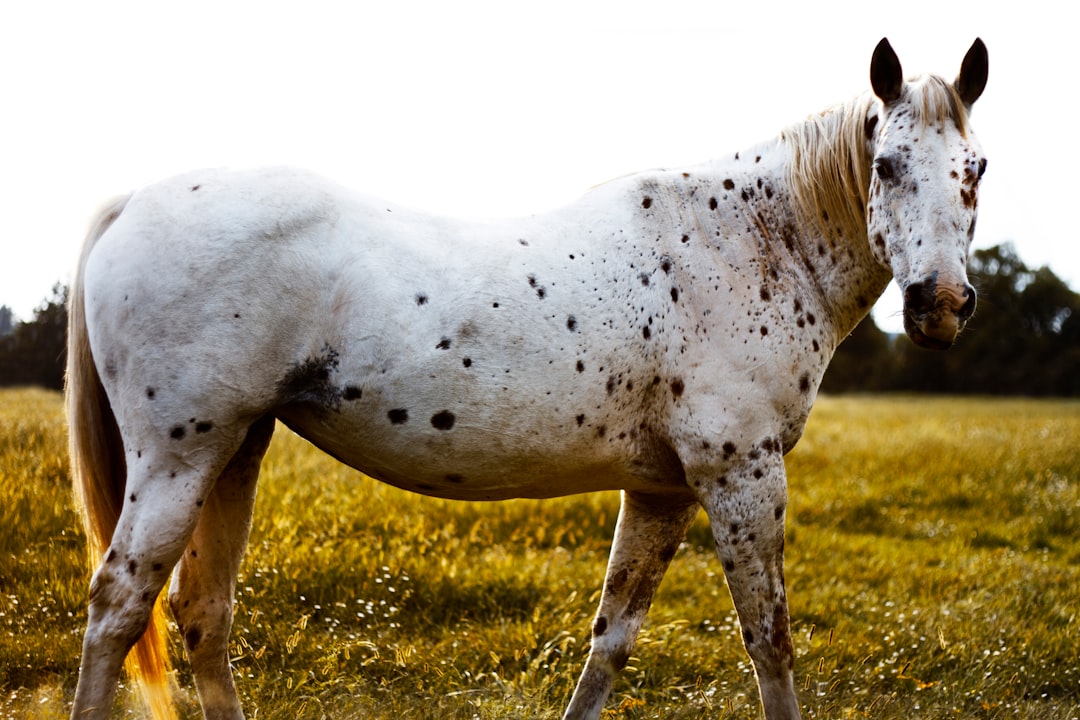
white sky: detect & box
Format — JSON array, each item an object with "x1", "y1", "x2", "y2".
[{"x1": 0, "y1": 1, "x2": 1073, "y2": 334}]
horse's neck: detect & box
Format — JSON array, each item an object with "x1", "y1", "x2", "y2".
[{"x1": 690, "y1": 139, "x2": 892, "y2": 348}]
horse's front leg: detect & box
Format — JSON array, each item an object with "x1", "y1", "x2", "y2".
[
  {"x1": 562, "y1": 491, "x2": 699, "y2": 720},
  {"x1": 693, "y1": 441, "x2": 802, "y2": 720}
]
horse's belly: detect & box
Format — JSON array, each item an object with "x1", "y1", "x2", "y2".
[{"x1": 275, "y1": 403, "x2": 689, "y2": 502}]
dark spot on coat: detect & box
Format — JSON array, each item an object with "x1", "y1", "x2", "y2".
[
  {"x1": 723, "y1": 179, "x2": 735, "y2": 190},
  {"x1": 681, "y1": 234, "x2": 690, "y2": 243},
  {"x1": 536, "y1": 287, "x2": 546, "y2": 299},
  {"x1": 593, "y1": 616, "x2": 608, "y2": 637},
  {"x1": 567, "y1": 315, "x2": 577, "y2": 332},
  {"x1": 709, "y1": 197, "x2": 718, "y2": 210},
  {"x1": 416, "y1": 293, "x2": 428, "y2": 305},
  {"x1": 865, "y1": 114, "x2": 879, "y2": 140},
  {"x1": 639, "y1": 272, "x2": 650, "y2": 286},
  {"x1": 670, "y1": 287, "x2": 679, "y2": 303},
  {"x1": 191, "y1": 185, "x2": 201, "y2": 192},
  {"x1": 576, "y1": 360, "x2": 585, "y2": 373},
  {"x1": 760, "y1": 326, "x2": 768, "y2": 336},
  {"x1": 170, "y1": 426, "x2": 186, "y2": 440},
  {"x1": 146, "y1": 388, "x2": 155, "y2": 399},
  {"x1": 743, "y1": 628, "x2": 755, "y2": 646},
  {"x1": 642, "y1": 325, "x2": 652, "y2": 340},
  {"x1": 576, "y1": 414, "x2": 586, "y2": 427},
  {"x1": 606, "y1": 376, "x2": 617, "y2": 395},
  {"x1": 152, "y1": 562, "x2": 163, "y2": 572},
  {"x1": 760, "y1": 287, "x2": 771, "y2": 302},
  {"x1": 436, "y1": 337, "x2": 452, "y2": 350},
  {"x1": 462, "y1": 358, "x2": 472, "y2": 368},
  {"x1": 185, "y1": 626, "x2": 202, "y2": 651},
  {"x1": 641, "y1": 196, "x2": 652, "y2": 209},
  {"x1": 596, "y1": 425, "x2": 607, "y2": 438},
  {"x1": 430, "y1": 410, "x2": 456, "y2": 430},
  {"x1": 799, "y1": 373, "x2": 811, "y2": 393},
  {"x1": 129, "y1": 493, "x2": 136, "y2": 502},
  {"x1": 723, "y1": 559, "x2": 735, "y2": 572},
  {"x1": 388, "y1": 408, "x2": 409, "y2": 424},
  {"x1": 445, "y1": 474, "x2": 465, "y2": 483},
  {"x1": 344, "y1": 386, "x2": 362, "y2": 400},
  {"x1": 774, "y1": 504, "x2": 785, "y2": 520},
  {"x1": 128, "y1": 560, "x2": 137, "y2": 575},
  {"x1": 278, "y1": 346, "x2": 343, "y2": 409},
  {"x1": 722, "y1": 441, "x2": 737, "y2": 456},
  {"x1": 670, "y1": 378, "x2": 684, "y2": 397},
  {"x1": 195, "y1": 422, "x2": 213, "y2": 434},
  {"x1": 518, "y1": 238, "x2": 529, "y2": 246},
  {"x1": 607, "y1": 567, "x2": 630, "y2": 593}
]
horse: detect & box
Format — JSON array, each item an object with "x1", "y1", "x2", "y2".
[{"x1": 66, "y1": 38, "x2": 988, "y2": 720}]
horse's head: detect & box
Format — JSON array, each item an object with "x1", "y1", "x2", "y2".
[{"x1": 865, "y1": 38, "x2": 988, "y2": 350}]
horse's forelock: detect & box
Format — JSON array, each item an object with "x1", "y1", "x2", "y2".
[{"x1": 905, "y1": 73, "x2": 970, "y2": 136}]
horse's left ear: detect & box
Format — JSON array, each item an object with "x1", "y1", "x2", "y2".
[
  {"x1": 870, "y1": 38, "x2": 904, "y2": 103},
  {"x1": 955, "y1": 38, "x2": 988, "y2": 106}
]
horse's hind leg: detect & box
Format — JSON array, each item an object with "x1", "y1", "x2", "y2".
[
  {"x1": 168, "y1": 415, "x2": 275, "y2": 720},
  {"x1": 562, "y1": 491, "x2": 699, "y2": 720},
  {"x1": 73, "y1": 431, "x2": 253, "y2": 718}
]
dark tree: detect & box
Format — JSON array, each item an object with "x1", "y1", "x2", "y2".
[
  {"x1": 0, "y1": 306, "x2": 13, "y2": 338},
  {"x1": 0, "y1": 285, "x2": 68, "y2": 390}
]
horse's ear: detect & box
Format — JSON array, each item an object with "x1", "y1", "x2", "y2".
[
  {"x1": 870, "y1": 38, "x2": 903, "y2": 104},
  {"x1": 955, "y1": 38, "x2": 988, "y2": 106}
]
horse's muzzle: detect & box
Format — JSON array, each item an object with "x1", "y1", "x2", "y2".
[{"x1": 902, "y1": 275, "x2": 977, "y2": 350}]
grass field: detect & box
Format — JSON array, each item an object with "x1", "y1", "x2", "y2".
[{"x1": 1, "y1": 388, "x2": 1078, "y2": 719}]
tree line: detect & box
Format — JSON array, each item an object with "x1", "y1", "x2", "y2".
[{"x1": 1, "y1": 244, "x2": 1077, "y2": 395}]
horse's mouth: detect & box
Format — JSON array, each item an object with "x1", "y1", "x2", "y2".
[{"x1": 903, "y1": 310, "x2": 962, "y2": 351}]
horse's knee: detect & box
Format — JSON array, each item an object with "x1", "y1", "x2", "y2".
[{"x1": 84, "y1": 566, "x2": 158, "y2": 651}]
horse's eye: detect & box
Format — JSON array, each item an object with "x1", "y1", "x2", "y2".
[
  {"x1": 977, "y1": 158, "x2": 988, "y2": 179},
  {"x1": 873, "y1": 157, "x2": 895, "y2": 180}
]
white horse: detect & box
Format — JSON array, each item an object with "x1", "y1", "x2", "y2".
[{"x1": 66, "y1": 38, "x2": 988, "y2": 720}]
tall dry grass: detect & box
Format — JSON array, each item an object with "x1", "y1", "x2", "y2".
[{"x1": 1, "y1": 388, "x2": 1077, "y2": 718}]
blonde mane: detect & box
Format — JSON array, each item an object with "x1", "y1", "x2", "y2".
[{"x1": 782, "y1": 74, "x2": 971, "y2": 245}]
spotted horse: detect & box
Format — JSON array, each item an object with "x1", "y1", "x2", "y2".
[{"x1": 67, "y1": 38, "x2": 988, "y2": 720}]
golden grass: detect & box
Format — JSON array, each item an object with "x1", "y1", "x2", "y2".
[{"x1": 1, "y1": 388, "x2": 1077, "y2": 719}]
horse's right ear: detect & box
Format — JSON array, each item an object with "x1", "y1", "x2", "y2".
[{"x1": 870, "y1": 38, "x2": 903, "y2": 104}]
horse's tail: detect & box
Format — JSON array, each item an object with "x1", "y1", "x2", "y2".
[{"x1": 66, "y1": 195, "x2": 177, "y2": 720}]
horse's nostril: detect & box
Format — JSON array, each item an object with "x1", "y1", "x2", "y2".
[
  {"x1": 903, "y1": 280, "x2": 936, "y2": 315},
  {"x1": 959, "y1": 285, "x2": 977, "y2": 319}
]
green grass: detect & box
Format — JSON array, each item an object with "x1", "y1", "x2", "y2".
[{"x1": 1, "y1": 388, "x2": 1078, "y2": 719}]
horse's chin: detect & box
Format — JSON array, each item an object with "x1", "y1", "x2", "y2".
[{"x1": 904, "y1": 313, "x2": 960, "y2": 351}]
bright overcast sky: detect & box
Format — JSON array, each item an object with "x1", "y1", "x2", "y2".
[{"x1": 0, "y1": 1, "x2": 1072, "y2": 335}]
